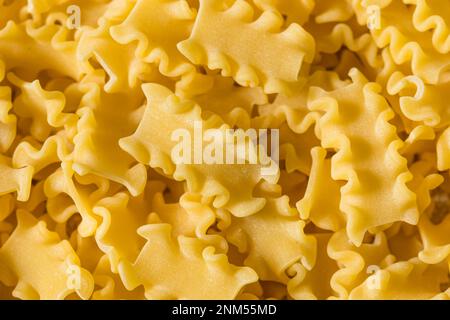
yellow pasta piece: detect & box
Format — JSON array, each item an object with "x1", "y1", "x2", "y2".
[
  {"x1": 118, "y1": 223, "x2": 258, "y2": 299},
  {"x1": 8, "y1": 74, "x2": 77, "y2": 142},
  {"x1": 327, "y1": 229, "x2": 395, "y2": 299},
  {"x1": 0, "y1": 61, "x2": 16, "y2": 153},
  {"x1": 44, "y1": 162, "x2": 106, "y2": 237},
  {"x1": 120, "y1": 83, "x2": 278, "y2": 217},
  {"x1": 252, "y1": 0, "x2": 314, "y2": 25},
  {"x1": 110, "y1": 0, "x2": 196, "y2": 78},
  {"x1": 312, "y1": 0, "x2": 354, "y2": 24},
  {"x1": 355, "y1": 0, "x2": 450, "y2": 84},
  {"x1": 387, "y1": 71, "x2": 450, "y2": 128},
  {"x1": 287, "y1": 233, "x2": 338, "y2": 300},
  {"x1": 297, "y1": 147, "x2": 346, "y2": 232},
  {"x1": 92, "y1": 255, "x2": 145, "y2": 300},
  {"x1": 0, "y1": 155, "x2": 33, "y2": 202},
  {"x1": 12, "y1": 134, "x2": 71, "y2": 174},
  {"x1": 386, "y1": 224, "x2": 423, "y2": 262},
  {"x1": 28, "y1": 0, "x2": 111, "y2": 28},
  {"x1": 418, "y1": 213, "x2": 450, "y2": 265},
  {"x1": 72, "y1": 74, "x2": 148, "y2": 196},
  {"x1": 148, "y1": 191, "x2": 228, "y2": 251},
  {"x1": 309, "y1": 69, "x2": 419, "y2": 245},
  {"x1": 0, "y1": 21, "x2": 89, "y2": 80},
  {"x1": 222, "y1": 196, "x2": 316, "y2": 283},
  {"x1": 178, "y1": 0, "x2": 315, "y2": 94},
  {"x1": 94, "y1": 182, "x2": 164, "y2": 272},
  {"x1": 191, "y1": 75, "x2": 267, "y2": 128},
  {"x1": 78, "y1": 16, "x2": 153, "y2": 93},
  {"x1": 406, "y1": 0, "x2": 450, "y2": 54},
  {"x1": 0, "y1": 210, "x2": 94, "y2": 300},
  {"x1": 349, "y1": 258, "x2": 449, "y2": 299}
]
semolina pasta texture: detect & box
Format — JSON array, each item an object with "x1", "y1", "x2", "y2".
[{"x1": 1, "y1": 0, "x2": 450, "y2": 300}]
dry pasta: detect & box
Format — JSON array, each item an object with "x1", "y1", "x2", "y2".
[{"x1": 0, "y1": 0, "x2": 450, "y2": 300}]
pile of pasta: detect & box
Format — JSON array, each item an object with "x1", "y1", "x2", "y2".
[{"x1": 0, "y1": 0, "x2": 450, "y2": 300}]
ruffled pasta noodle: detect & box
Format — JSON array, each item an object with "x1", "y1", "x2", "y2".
[{"x1": 0, "y1": 0, "x2": 449, "y2": 300}]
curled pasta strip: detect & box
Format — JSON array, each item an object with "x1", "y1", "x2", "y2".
[
  {"x1": 118, "y1": 223, "x2": 258, "y2": 299},
  {"x1": 306, "y1": 19, "x2": 379, "y2": 69},
  {"x1": 93, "y1": 181, "x2": 165, "y2": 273},
  {"x1": 178, "y1": 0, "x2": 315, "y2": 94},
  {"x1": 0, "y1": 155, "x2": 33, "y2": 202},
  {"x1": 309, "y1": 69, "x2": 419, "y2": 245},
  {"x1": 287, "y1": 233, "x2": 338, "y2": 300},
  {"x1": 12, "y1": 134, "x2": 72, "y2": 174},
  {"x1": 92, "y1": 255, "x2": 144, "y2": 300},
  {"x1": 252, "y1": 0, "x2": 314, "y2": 25},
  {"x1": 119, "y1": 83, "x2": 279, "y2": 217},
  {"x1": 406, "y1": 0, "x2": 450, "y2": 54},
  {"x1": 387, "y1": 71, "x2": 450, "y2": 128},
  {"x1": 221, "y1": 196, "x2": 316, "y2": 283},
  {"x1": 0, "y1": 61, "x2": 16, "y2": 153},
  {"x1": 148, "y1": 191, "x2": 228, "y2": 251},
  {"x1": 418, "y1": 212, "x2": 450, "y2": 265},
  {"x1": 349, "y1": 258, "x2": 449, "y2": 299},
  {"x1": 256, "y1": 70, "x2": 347, "y2": 135},
  {"x1": 110, "y1": 0, "x2": 197, "y2": 78},
  {"x1": 0, "y1": 20, "x2": 90, "y2": 80},
  {"x1": 72, "y1": 75, "x2": 148, "y2": 196},
  {"x1": 355, "y1": 0, "x2": 450, "y2": 84},
  {"x1": 191, "y1": 75, "x2": 267, "y2": 128},
  {"x1": 8, "y1": 73, "x2": 78, "y2": 142},
  {"x1": 0, "y1": 210, "x2": 94, "y2": 300},
  {"x1": 297, "y1": 147, "x2": 346, "y2": 232},
  {"x1": 327, "y1": 229, "x2": 395, "y2": 299},
  {"x1": 44, "y1": 161, "x2": 109, "y2": 237}
]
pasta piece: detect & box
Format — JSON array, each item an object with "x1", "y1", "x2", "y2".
[
  {"x1": 12, "y1": 134, "x2": 71, "y2": 174},
  {"x1": 328, "y1": 229, "x2": 395, "y2": 299},
  {"x1": 8, "y1": 74, "x2": 77, "y2": 142},
  {"x1": 309, "y1": 69, "x2": 419, "y2": 245},
  {"x1": 44, "y1": 162, "x2": 106, "y2": 237},
  {"x1": 437, "y1": 127, "x2": 450, "y2": 171},
  {"x1": 92, "y1": 255, "x2": 145, "y2": 300},
  {"x1": 94, "y1": 182, "x2": 164, "y2": 272},
  {"x1": 0, "y1": 71, "x2": 16, "y2": 153},
  {"x1": 406, "y1": 0, "x2": 450, "y2": 54},
  {"x1": 252, "y1": 0, "x2": 314, "y2": 25},
  {"x1": 0, "y1": 210, "x2": 94, "y2": 300},
  {"x1": 349, "y1": 258, "x2": 449, "y2": 299},
  {"x1": 0, "y1": 0, "x2": 26, "y2": 29},
  {"x1": 387, "y1": 71, "x2": 450, "y2": 128},
  {"x1": 354, "y1": 0, "x2": 450, "y2": 84},
  {"x1": 297, "y1": 147, "x2": 346, "y2": 232},
  {"x1": 418, "y1": 213, "x2": 450, "y2": 265},
  {"x1": 222, "y1": 196, "x2": 316, "y2": 283},
  {"x1": 78, "y1": 15, "x2": 155, "y2": 93},
  {"x1": 191, "y1": 75, "x2": 267, "y2": 128},
  {"x1": 0, "y1": 21, "x2": 89, "y2": 80},
  {"x1": 72, "y1": 75, "x2": 148, "y2": 196},
  {"x1": 178, "y1": 0, "x2": 315, "y2": 94},
  {"x1": 120, "y1": 83, "x2": 279, "y2": 217},
  {"x1": 148, "y1": 191, "x2": 227, "y2": 251},
  {"x1": 312, "y1": 0, "x2": 353, "y2": 24},
  {"x1": 118, "y1": 223, "x2": 258, "y2": 299},
  {"x1": 0, "y1": 155, "x2": 33, "y2": 202},
  {"x1": 110, "y1": 0, "x2": 196, "y2": 78},
  {"x1": 287, "y1": 233, "x2": 339, "y2": 300}
]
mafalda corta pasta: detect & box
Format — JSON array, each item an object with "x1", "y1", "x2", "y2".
[{"x1": 0, "y1": 0, "x2": 449, "y2": 300}]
